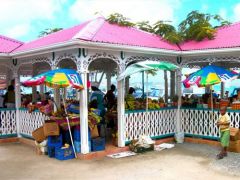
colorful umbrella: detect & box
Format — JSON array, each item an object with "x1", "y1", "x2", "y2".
[
  {"x1": 118, "y1": 61, "x2": 178, "y2": 80},
  {"x1": 22, "y1": 68, "x2": 84, "y2": 158},
  {"x1": 183, "y1": 65, "x2": 238, "y2": 88},
  {"x1": 22, "y1": 69, "x2": 84, "y2": 90}
]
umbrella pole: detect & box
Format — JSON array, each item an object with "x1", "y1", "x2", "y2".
[{"x1": 61, "y1": 91, "x2": 77, "y2": 158}]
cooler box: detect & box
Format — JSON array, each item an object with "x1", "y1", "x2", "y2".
[
  {"x1": 55, "y1": 146, "x2": 75, "y2": 160},
  {"x1": 47, "y1": 134, "x2": 62, "y2": 147}
]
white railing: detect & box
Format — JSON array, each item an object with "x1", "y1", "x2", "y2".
[
  {"x1": 0, "y1": 108, "x2": 17, "y2": 137},
  {"x1": 181, "y1": 108, "x2": 240, "y2": 139},
  {"x1": 125, "y1": 108, "x2": 177, "y2": 142},
  {"x1": 19, "y1": 109, "x2": 49, "y2": 137}
]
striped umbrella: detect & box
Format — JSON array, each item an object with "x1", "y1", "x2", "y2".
[
  {"x1": 22, "y1": 68, "x2": 84, "y2": 158},
  {"x1": 183, "y1": 65, "x2": 238, "y2": 88},
  {"x1": 22, "y1": 69, "x2": 84, "y2": 90}
]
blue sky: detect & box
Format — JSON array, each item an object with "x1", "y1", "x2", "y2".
[{"x1": 1, "y1": 0, "x2": 240, "y2": 42}]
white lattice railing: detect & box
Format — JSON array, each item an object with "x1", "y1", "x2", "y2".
[
  {"x1": 181, "y1": 108, "x2": 240, "y2": 140},
  {"x1": 19, "y1": 109, "x2": 49, "y2": 137},
  {"x1": 0, "y1": 108, "x2": 17, "y2": 137},
  {"x1": 125, "y1": 108, "x2": 177, "y2": 142}
]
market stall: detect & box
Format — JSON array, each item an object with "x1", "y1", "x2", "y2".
[{"x1": 23, "y1": 69, "x2": 105, "y2": 160}]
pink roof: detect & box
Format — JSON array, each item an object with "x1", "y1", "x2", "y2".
[
  {"x1": 0, "y1": 35, "x2": 23, "y2": 53},
  {"x1": 181, "y1": 22, "x2": 240, "y2": 50},
  {"x1": 9, "y1": 17, "x2": 240, "y2": 53},
  {"x1": 14, "y1": 17, "x2": 179, "y2": 52}
]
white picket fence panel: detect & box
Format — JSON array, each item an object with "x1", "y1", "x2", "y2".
[
  {"x1": 125, "y1": 109, "x2": 177, "y2": 142},
  {"x1": 0, "y1": 109, "x2": 17, "y2": 137},
  {"x1": 181, "y1": 108, "x2": 240, "y2": 139},
  {"x1": 19, "y1": 109, "x2": 49, "y2": 137}
]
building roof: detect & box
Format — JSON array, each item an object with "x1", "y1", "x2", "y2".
[
  {"x1": 0, "y1": 35, "x2": 23, "y2": 53},
  {"x1": 3, "y1": 17, "x2": 240, "y2": 54},
  {"x1": 180, "y1": 22, "x2": 240, "y2": 51},
  {"x1": 14, "y1": 17, "x2": 179, "y2": 52}
]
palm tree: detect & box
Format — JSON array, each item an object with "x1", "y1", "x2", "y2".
[
  {"x1": 107, "y1": 13, "x2": 135, "y2": 27},
  {"x1": 153, "y1": 21, "x2": 182, "y2": 43},
  {"x1": 178, "y1": 11, "x2": 231, "y2": 41},
  {"x1": 136, "y1": 21, "x2": 154, "y2": 33},
  {"x1": 106, "y1": 11, "x2": 231, "y2": 43},
  {"x1": 39, "y1": 28, "x2": 63, "y2": 37}
]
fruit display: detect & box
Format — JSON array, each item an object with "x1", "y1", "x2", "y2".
[
  {"x1": 125, "y1": 98, "x2": 165, "y2": 110},
  {"x1": 88, "y1": 108, "x2": 101, "y2": 130}
]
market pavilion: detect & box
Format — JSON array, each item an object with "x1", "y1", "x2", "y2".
[{"x1": 0, "y1": 17, "x2": 240, "y2": 154}]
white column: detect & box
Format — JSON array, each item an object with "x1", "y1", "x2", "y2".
[
  {"x1": 117, "y1": 79, "x2": 125, "y2": 147},
  {"x1": 176, "y1": 68, "x2": 184, "y2": 143},
  {"x1": 14, "y1": 71, "x2": 21, "y2": 137},
  {"x1": 170, "y1": 71, "x2": 176, "y2": 99},
  {"x1": 220, "y1": 82, "x2": 225, "y2": 99},
  {"x1": 164, "y1": 70, "x2": 168, "y2": 103},
  {"x1": 79, "y1": 72, "x2": 89, "y2": 154},
  {"x1": 106, "y1": 72, "x2": 111, "y2": 90}
]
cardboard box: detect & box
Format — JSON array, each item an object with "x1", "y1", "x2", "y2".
[
  {"x1": 230, "y1": 128, "x2": 240, "y2": 141},
  {"x1": 228, "y1": 140, "x2": 240, "y2": 153},
  {"x1": 32, "y1": 126, "x2": 46, "y2": 143},
  {"x1": 43, "y1": 121, "x2": 60, "y2": 137}
]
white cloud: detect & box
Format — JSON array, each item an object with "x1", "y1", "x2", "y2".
[
  {"x1": 7, "y1": 24, "x2": 31, "y2": 39},
  {"x1": 69, "y1": 0, "x2": 181, "y2": 24},
  {"x1": 0, "y1": 0, "x2": 65, "y2": 23},
  {"x1": 233, "y1": 3, "x2": 240, "y2": 21},
  {"x1": 0, "y1": 0, "x2": 66, "y2": 39}
]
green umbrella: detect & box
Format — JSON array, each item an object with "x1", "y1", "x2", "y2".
[
  {"x1": 118, "y1": 61, "x2": 178, "y2": 111},
  {"x1": 118, "y1": 61, "x2": 178, "y2": 80}
]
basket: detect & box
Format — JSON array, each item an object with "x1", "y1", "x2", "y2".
[
  {"x1": 91, "y1": 137, "x2": 105, "y2": 152},
  {"x1": 43, "y1": 121, "x2": 60, "y2": 137},
  {"x1": 32, "y1": 126, "x2": 46, "y2": 143},
  {"x1": 74, "y1": 140, "x2": 91, "y2": 153},
  {"x1": 55, "y1": 146, "x2": 75, "y2": 160}
]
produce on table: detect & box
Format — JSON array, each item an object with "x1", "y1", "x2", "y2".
[{"x1": 125, "y1": 98, "x2": 164, "y2": 110}]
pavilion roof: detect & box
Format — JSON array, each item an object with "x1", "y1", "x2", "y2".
[
  {"x1": 0, "y1": 35, "x2": 23, "y2": 53},
  {"x1": 2, "y1": 17, "x2": 240, "y2": 54},
  {"x1": 180, "y1": 22, "x2": 240, "y2": 51},
  {"x1": 13, "y1": 17, "x2": 179, "y2": 52}
]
